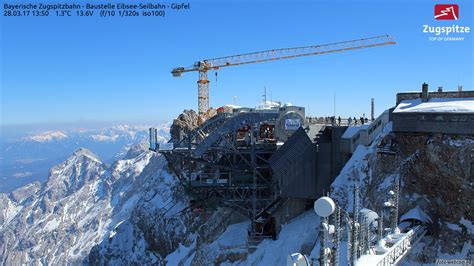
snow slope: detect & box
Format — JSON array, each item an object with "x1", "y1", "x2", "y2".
[{"x1": 0, "y1": 143, "x2": 170, "y2": 264}]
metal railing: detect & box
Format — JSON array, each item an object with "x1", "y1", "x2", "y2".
[{"x1": 376, "y1": 225, "x2": 427, "y2": 266}]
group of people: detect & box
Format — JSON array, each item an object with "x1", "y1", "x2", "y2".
[
  {"x1": 348, "y1": 116, "x2": 370, "y2": 126},
  {"x1": 306, "y1": 115, "x2": 371, "y2": 126}
]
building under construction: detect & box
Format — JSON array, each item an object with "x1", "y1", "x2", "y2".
[
  {"x1": 148, "y1": 35, "x2": 397, "y2": 244},
  {"x1": 149, "y1": 104, "x2": 348, "y2": 243}
]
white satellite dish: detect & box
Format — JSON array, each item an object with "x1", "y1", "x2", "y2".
[{"x1": 314, "y1": 196, "x2": 336, "y2": 217}]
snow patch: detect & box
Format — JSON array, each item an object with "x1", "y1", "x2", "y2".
[
  {"x1": 90, "y1": 134, "x2": 119, "y2": 142},
  {"x1": 27, "y1": 131, "x2": 68, "y2": 142}
]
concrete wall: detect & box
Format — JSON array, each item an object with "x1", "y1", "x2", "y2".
[
  {"x1": 270, "y1": 128, "x2": 317, "y2": 199},
  {"x1": 316, "y1": 127, "x2": 347, "y2": 197},
  {"x1": 341, "y1": 110, "x2": 390, "y2": 154},
  {"x1": 396, "y1": 90, "x2": 474, "y2": 105},
  {"x1": 392, "y1": 113, "x2": 474, "y2": 135}
]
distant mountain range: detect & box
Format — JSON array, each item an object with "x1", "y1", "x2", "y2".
[{"x1": 0, "y1": 124, "x2": 170, "y2": 193}]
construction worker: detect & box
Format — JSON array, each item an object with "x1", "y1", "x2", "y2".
[
  {"x1": 348, "y1": 117, "x2": 352, "y2": 126},
  {"x1": 245, "y1": 131, "x2": 251, "y2": 146},
  {"x1": 337, "y1": 116, "x2": 341, "y2": 126}
]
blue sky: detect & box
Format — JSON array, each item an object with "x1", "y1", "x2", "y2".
[{"x1": 1, "y1": 0, "x2": 472, "y2": 126}]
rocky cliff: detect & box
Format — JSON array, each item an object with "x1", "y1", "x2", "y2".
[{"x1": 330, "y1": 126, "x2": 474, "y2": 264}]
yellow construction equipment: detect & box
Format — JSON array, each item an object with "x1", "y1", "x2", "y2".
[{"x1": 172, "y1": 35, "x2": 396, "y2": 115}]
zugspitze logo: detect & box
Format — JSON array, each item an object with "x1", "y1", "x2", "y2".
[{"x1": 434, "y1": 4, "x2": 459, "y2": 20}]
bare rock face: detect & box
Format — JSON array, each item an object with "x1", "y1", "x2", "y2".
[
  {"x1": 346, "y1": 133, "x2": 474, "y2": 263},
  {"x1": 366, "y1": 134, "x2": 473, "y2": 224},
  {"x1": 332, "y1": 132, "x2": 474, "y2": 264},
  {"x1": 170, "y1": 109, "x2": 199, "y2": 142},
  {"x1": 390, "y1": 134, "x2": 473, "y2": 261}
]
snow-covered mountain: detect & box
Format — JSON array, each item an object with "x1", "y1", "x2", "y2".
[
  {"x1": 1, "y1": 121, "x2": 472, "y2": 265},
  {"x1": 0, "y1": 145, "x2": 172, "y2": 264},
  {"x1": 26, "y1": 131, "x2": 68, "y2": 142},
  {"x1": 0, "y1": 124, "x2": 170, "y2": 193}
]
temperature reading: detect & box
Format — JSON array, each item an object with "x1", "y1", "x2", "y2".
[{"x1": 56, "y1": 10, "x2": 71, "y2": 16}]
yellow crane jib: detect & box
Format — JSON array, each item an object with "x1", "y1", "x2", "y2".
[{"x1": 171, "y1": 35, "x2": 396, "y2": 115}]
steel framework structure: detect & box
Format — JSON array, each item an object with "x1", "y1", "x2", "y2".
[{"x1": 153, "y1": 112, "x2": 284, "y2": 241}]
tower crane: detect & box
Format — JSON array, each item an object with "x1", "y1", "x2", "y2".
[{"x1": 171, "y1": 35, "x2": 396, "y2": 115}]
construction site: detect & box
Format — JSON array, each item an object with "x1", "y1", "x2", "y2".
[{"x1": 148, "y1": 34, "x2": 473, "y2": 264}]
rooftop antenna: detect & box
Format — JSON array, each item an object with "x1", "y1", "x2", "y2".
[
  {"x1": 371, "y1": 98, "x2": 375, "y2": 121},
  {"x1": 378, "y1": 210, "x2": 384, "y2": 242},
  {"x1": 346, "y1": 212, "x2": 352, "y2": 265},
  {"x1": 352, "y1": 183, "x2": 360, "y2": 265},
  {"x1": 334, "y1": 206, "x2": 341, "y2": 266},
  {"x1": 314, "y1": 196, "x2": 336, "y2": 266},
  {"x1": 360, "y1": 214, "x2": 366, "y2": 256},
  {"x1": 366, "y1": 215, "x2": 371, "y2": 254},
  {"x1": 391, "y1": 176, "x2": 400, "y2": 234},
  {"x1": 263, "y1": 86, "x2": 267, "y2": 104}
]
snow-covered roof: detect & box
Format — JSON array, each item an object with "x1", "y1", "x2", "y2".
[
  {"x1": 256, "y1": 101, "x2": 281, "y2": 110},
  {"x1": 399, "y1": 206, "x2": 432, "y2": 224},
  {"x1": 223, "y1": 104, "x2": 242, "y2": 109},
  {"x1": 393, "y1": 97, "x2": 474, "y2": 113},
  {"x1": 341, "y1": 124, "x2": 369, "y2": 139}
]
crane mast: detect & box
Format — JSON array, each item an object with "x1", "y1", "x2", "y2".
[{"x1": 171, "y1": 35, "x2": 396, "y2": 115}]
